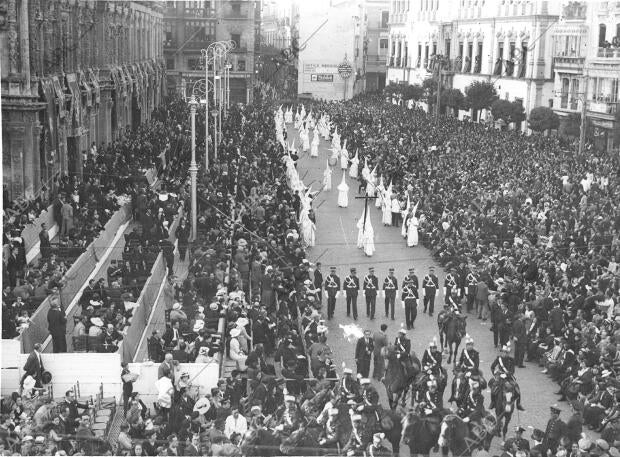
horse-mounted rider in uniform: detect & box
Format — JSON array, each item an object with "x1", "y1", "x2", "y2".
[
  {"x1": 319, "y1": 408, "x2": 343, "y2": 449},
  {"x1": 459, "y1": 381, "x2": 485, "y2": 432},
  {"x1": 449, "y1": 365, "x2": 469, "y2": 409},
  {"x1": 339, "y1": 368, "x2": 359, "y2": 400},
  {"x1": 366, "y1": 432, "x2": 391, "y2": 457},
  {"x1": 356, "y1": 378, "x2": 381, "y2": 421},
  {"x1": 489, "y1": 345, "x2": 524, "y2": 411},
  {"x1": 443, "y1": 269, "x2": 458, "y2": 305},
  {"x1": 343, "y1": 414, "x2": 367, "y2": 456},
  {"x1": 458, "y1": 336, "x2": 480, "y2": 375},
  {"x1": 274, "y1": 395, "x2": 305, "y2": 435},
  {"x1": 395, "y1": 328, "x2": 412, "y2": 365},
  {"x1": 422, "y1": 339, "x2": 443, "y2": 377},
  {"x1": 420, "y1": 380, "x2": 441, "y2": 416}
]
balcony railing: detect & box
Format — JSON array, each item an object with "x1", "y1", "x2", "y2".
[
  {"x1": 597, "y1": 47, "x2": 620, "y2": 58},
  {"x1": 589, "y1": 100, "x2": 619, "y2": 114},
  {"x1": 553, "y1": 56, "x2": 585, "y2": 66}
]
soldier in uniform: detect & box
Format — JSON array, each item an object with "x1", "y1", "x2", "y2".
[
  {"x1": 458, "y1": 337, "x2": 480, "y2": 374},
  {"x1": 339, "y1": 368, "x2": 359, "y2": 400},
  {"x1": 421, "y1": 380, "x2": 441, "y2": 414},
  {"x1": 465, "y1": 266, "x2": 478, "y2": 313},
  {"x1": 443, "y1": 269, "x2": 458, "y2": 305},
  {"x1": 357, "y1": 378, "x2": 380, "y2": 420},
  {"x1": 274, "y1": 395, "x2": 305, "y2": 435},
  {"x1": 489, "y1": 345, "x2": 524, "y2": 411},
  {"x1": 324, "y1": 266, "x2": 341, "y2": 320},
  {"x1": 459, "y1": 381, "x2": 484, "y2": 425},
  {"x1": 402, "y1": 268, "x2": 419, "y2": 329},
  {"x1": 363, "y1": 267, "x2": 379, "y2": 320},
  {"x1": 343, "y1": 414, "x2": 366, "y2": 456},
  {"x1": 506, "y1": 426, "x2": 530, "y2": 452},
  {"x1": 448, "y1": 366, "x2": 468, "y2": 409},
  {"x1": 422, "y1": 267, "x2": 439, "y2": 316},
  {"x1": 383, "y1": 268, "x2": 398, "y2": 320},
  {"x1": 319, "y1": 408, "x2": 343, "y2": 450},
  {"x1": 543, "y1": 406, "x2": 565, "y2": 455},
  {"x1": 355, "y1": 330, "x2": 374, "y2": 378},
  {"x1": 344, "y1": 268, "x2": 360, "y2": 320},
  {"x1": 422, "y1": 339, "x2": 443, "y2": 376},
  {"x1": 395, "y1": 328, "x2": 411, "y2": 362}
]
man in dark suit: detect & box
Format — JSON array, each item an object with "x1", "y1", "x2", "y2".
[
  {"x1": 47, "y1": 299, "x2": 67, "y2": 353},
  {"x1": 355, "y1": 330, "x2": 374, "y2": 378},
  {"x1": 175, "y1": 219, "x2": 190, "y2": 262},
  {"x1": 313, "y1": 262, "x2": 324, "y2": 305},
  {"x1": 549, "y1": 301, "x2": 564, "y2": 336},
  {"x1": 22, "y1": 343, "x2": 45, "y2": 388},
  {"x1": 39, "y1": 223, "x2": 51, "y2": 259},
  {"x1": 363, "y1": 267, "x2": 379, "y2": 319},
  {"x1": 512, "y1": 314, "x2": 527, "y2": 368}
]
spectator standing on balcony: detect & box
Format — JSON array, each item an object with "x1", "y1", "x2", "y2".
[
  {"x1": 60, "y1": 197, "x2": 74, "y2": 237},
  {"x1": 47, "y1": 299, "x2": 67, "y2": 353},
  {"x1": 39, "y1": 223, "x2": 51, "y2": 259}
]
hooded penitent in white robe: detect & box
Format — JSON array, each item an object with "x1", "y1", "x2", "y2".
[
  {"x1": 349, "y1": 150, "x2": 359, "y2": 179},
  {"x1": 356, "y1": 207, "x2": 375, "y2": 257},
  {"x1": 340, "y1": 145, "x2": 349, "y2": 170},
  {"x1": 337, "y1": 172, "x2": 349, "y2": 208},
  {"x1": 323, "y1": 161, "x2": 332, "y2": 191},
  {"x1": 382, "y1": 184, "x2": 393, "y2": 226},
  {"x1": 285, "y1": 107, "x2": 293, "y2": 124},
  {"x1": 375, "y1": 176, "x2": 385, "y2": 209},
  {"x1": 310, "y1": 129, "x2": 319, "y2": 157},
  {"x1": 407, "y1": 215, "x2": 419, "y2": 247}
]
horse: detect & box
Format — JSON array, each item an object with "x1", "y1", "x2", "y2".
[
  {"x1": 301, "y1": 386, "x2": 332, "y2": 422},
  {"x1": 438, "y1": 313, "x2": 467, "y2": 364},
  {"x1": 401, "y1": 409, "x2": 450, "y2": 457},
  {"x1": 280, "y1": 425, "x2": 323, "y2": 456},
  {"x1": 493, "y1": 381, "x2": 516, "y2": 439},
  {"x1": 382, "y1": 345, "x2": 421, "y2": 409},
  {"x1": 437, "y1": 413, "x2": 496, "y2": 456},
  {"x1": 239, "y1": 428, "x2": 281, "y2": 457}
]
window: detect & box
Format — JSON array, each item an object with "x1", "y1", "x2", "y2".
[
  {"x1": 165, "y1": 24, "x2": 173, "y2": 44},
  {"x1": 379, "y1": 38, "x2": 389, "y2": 50},
  {"x1": 599, "y1": 24, "x2": 607, "y2": 47},
  {"x1": 166, "y1": 59, "x2": 175, "y2": 70},
  {"x1": 231, "y1": 2, "x2": 241, "y2": 16},
  {"x1": 381, "y1": 11, "x2": 389, "y2": 28},
  {"x1": 188, "y1": 58, "x2": 200, "y2": 70},
  {"x1": 237, "y1": 59, "x2": 246, "y2": 71},
  {"x1": 445, "y1": 39, "x2": 451, "y2": 58},
  {"x1": 231, "y1": 33, "x2": 241, "y2": 48}
]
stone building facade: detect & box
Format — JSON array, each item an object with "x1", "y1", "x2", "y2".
[{"x1": 1, "y1": 0, "x2": 165, "y2": 201}]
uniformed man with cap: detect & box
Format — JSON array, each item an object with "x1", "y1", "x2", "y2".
[
  {"x1": 443, "y1": 269, "x2": 458, "y2": 305},
  {"x1": 490, "y1": 345, "x2": 524, "y2": 411},
  {"x1": 422, "y1": 380, "x2": 442, "y2": 414},
  {"x1": 340, "y1": 368, "x2": 359, "y2": 399},
  {"x1": 506, "y1": 426, "x2": 530, "y2": 452},
  {"x1": 422, "y1": 266, "x2": 439, "y2": 316},
  {"x1": 324, "y1": 266, "x2": 341, "y2": 320},
  {"x1": 357, "y1": 378, "x2": 380, "y2": 420},
  {"x1": 319, "y1": 408, "x2": 343, "y2": 450},
  {"x1": 448, "y1": 366, "x2": 468, "y2": 408},
  {"x1": 402, "y1": 268, "x2": 419, "y2": 329},
  {"x1": 422, "y1": 339, "x2": 442, "y2": 375},
  {"x1": 543, "y1": 405, "x2": 566, "y2": 454},
  {"x1": 343, "y1": 414, "x2": 366, "y2": 456},
  {"x1": 344, "y1": 268, "x2": 360, "y2": 320},
  {"x1": 530, "y1": 428, "x2": 546, "y2": 456},
  {"x1": 395, "y1": 328, "x2": 411, "y2": 363},
  {"x1": 363, "y1": 267, "x2": 379, "y2": 319},
  {"x1": 383, "y1": 268, "x2": 398, "y2": 320},
  {"x1": 459, "y1": 380, "x2": 484, "y2": 424},
  {"x1": 366, "y1": 432, "x2": 391, "y2": 457},
  {"x1": 458, "y1": 336, "x2": 480, "y2": 374},
  {"x1": 274, "y1": 395, "x2": 304, "y2": 435},
  {"x1": 465, "y1": 266, "x2": 478, "y2": 313}
]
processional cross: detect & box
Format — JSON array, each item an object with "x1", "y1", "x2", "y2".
[{"x1": 355, "y1": 192, "x2": 378, "y2": 232}]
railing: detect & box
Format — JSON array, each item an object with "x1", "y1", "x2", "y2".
[
  {"x1": 597, "y1": 47, "x2": 620, "y2": 58},
  {"x1": 589, "y1": 101, "x2": 619, "y2": 114},
  {"x1": 553, "y1": 56, "x2": 585, "y2": 66}
]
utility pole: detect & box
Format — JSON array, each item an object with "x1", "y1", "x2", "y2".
[{"x1": 578, "y1": 73, "x2": 589, "y2": 156}]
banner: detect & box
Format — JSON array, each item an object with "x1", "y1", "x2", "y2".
[
  {"x1": 65, "y1": 73, "x2": 82, "y2": 130},
  {"x1": 40, "y1": 79, "x2": 58, "y2": 158}
]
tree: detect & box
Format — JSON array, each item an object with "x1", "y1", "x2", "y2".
[
  {"x1": 464, "y1": 81, "x2": 498, "y2": 111},
  {"x1": 559, "y1": 113, "x2": 596, "y2": 143},
  {"x1": 440, "y1": 88, "x2": 465, "y2": 114},
  {"x1": 491, "y1": 99, "x2": 514, "y2": 123},
  {"x1": 528, "y1": 106, "x2": 560, "y2": 134},
  {"x1": 615, "y1": 110, "x2": 620, "y2": 147},
  {"x1": 402, "y1": 84, "x2": 424, "y2": 102},
  {"x1": 422, "y1": 78, "x2": 438, "y2": 104},
  {"x1": 383, "y1": 82, "x2": 402, "y2": 99},
  {"x1": 509, "y1": 100, "x2": 526, "y2": 125}
]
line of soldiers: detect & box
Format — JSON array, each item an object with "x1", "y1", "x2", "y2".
[{"x1": 323, "y1": 265, "x2": 441, "y2": 327}]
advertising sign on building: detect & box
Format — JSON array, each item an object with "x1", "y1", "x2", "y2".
[{"x1": 311, "y1": 74, "x2": 334, "y2": 82}]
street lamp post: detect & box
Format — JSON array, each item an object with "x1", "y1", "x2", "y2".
[{"x1": 189, "y1": 96, "x2": 198, "y2": 242}]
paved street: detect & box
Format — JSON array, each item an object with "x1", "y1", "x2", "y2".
[{"x1": 290, "y1": 125, "x2": 597, "y2": 454}]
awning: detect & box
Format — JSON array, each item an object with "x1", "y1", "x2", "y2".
[
  {"x1": 51, "y1": 76, "x2": 66, "y2": 119},
  {"x1": 88, "y1": 69, "x2": 100, "y2": 105},
  {"x1": 78, "y1": 70, "x2": 92, "y2": 107}
]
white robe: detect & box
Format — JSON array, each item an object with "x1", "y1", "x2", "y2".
[
  {"x1": 229, "y1": 337, "x2": 247, "y2": 370},
  {"x1": 356, "y1": 210, "x2": 375, "y2": 256},
  {"x1": 323, "y1": 165, "x2": 332, "y2": 191},
  {"x1": 311, "y1": 130, "x2": 319, "y2": 157},
  {"x1": 300, "y1": 209, "x2": 316, "y2": 248},
  {"x1": 340, "y1": 148, "x2": 349, "y2": 170},
  {"x1": 407, "y1": 216, "x2": 419, "y2": 247},
  {"x1": 375, "y1": 184, "x2": 384, "y2": 209},
  {"x1": 337, "y1": 173, "x2": 349, "y2": 208},
  {"x1": 349, "y1": 153, "x2": 359, "y2": 179},
  {"x1": 302, "y1": 129, "x2": 310, "y2": 152},
  {"x1": 382, "y1": 191, "x2": 392, "y2": 226}
]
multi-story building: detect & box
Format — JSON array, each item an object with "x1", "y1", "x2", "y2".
[
  {"x1": 261, "y1": 0, "x2": 296, "y2": 49},
  {"x1": 1, "y1": 0, "x2": 165, "y2": 201},
  {"x1": 552, "y1": 1, "x2": 619, "y2": 152},
  {"x1": 163, "y1": 0, "x2": 259, "y2": 104},
  {"x1": 365, "y1": 0, "x2": 390, "y2": 92},
  {"x1": 386, "y1": 0, "x2": 560, "y2": 126},
  {"x1": 297, "y1": 0, "x2": 367, "y2": 100}
]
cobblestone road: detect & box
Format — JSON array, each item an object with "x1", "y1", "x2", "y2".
[{"x1": 290, "y1": 124, "x2": 599, "y2": 455}]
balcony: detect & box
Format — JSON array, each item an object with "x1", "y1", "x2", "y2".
[
  {"x1": 561, "y1": 1, "x2": 587, "y2": 20},
  {"x1": 597, "y1": 47, "x2": 620, "y2": 58},
  {"x1": 553, "y1": 55, "x2": 585, "y2": 70},
  {"x1": 589, "y1": 100, "x2": 619, "y2": 115}
]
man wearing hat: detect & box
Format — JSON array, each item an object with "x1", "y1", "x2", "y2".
[
  {"x1": 319, "y1": 408, "x2": 344, "y2": 450},
  {"x1": 355, "y1": 330, "x2": 374, "y2": 378},
  {"x1": 465, "y1": 266, "x2": 478, "y2": 313},
  {"x1": 421, "y1": 380, "x2": 441, "y2": 415},
  {"x1": 490, "y1": 345, "x2": 524, "y2": 411},
  {"x1": 394, "y1": 327, "x2": 412, "y2": 366},
  {"x1": 443, "y1": 269, "x2": 458, "y2": 305},
  {"x1": 530, "y1": 429, "x2": 546, "y2": 456},
  {"x1": 422, "y1": 266, "x2": 438, "y2": 316},
  {"x1": 363, "y1": 267, "x2": 379, "y2": 320},
  {"x1": 448, "y1": 366, "x2": 468, "y2": 407},
  {"x1": 507, "y1": 426, "x2": 530, "y2": 452},
  {"x1": 458, "y1": 336, "x2": 480, "y2": 374},
  {"x1": 358, "y1": 378, "x2": 380, "y2": 419},
  {"x1": 543, "y1": 406, "x2": 566, "y2": 454},
  {"x1": 274, "y1": 395, "x2": 303, "y2": 435},
  {"x1": 402, "y1": 268, "x2": 419, "y2": 329},
  {"x1": 344, "y1": 268, "x2": 360, "y2": 320},
  {"x1": 366, "y1": 432, "x2": 391, "y2": 457},
  {"x1": 22, "y1": 343, "x2": 45, "y2": 389},
  {"x1": 459, "y1": 381, "x2": 484, "y2": 425},
  {"x1": 324, "y1": 266, "x2": 341, "y2": 320},
  {"x1": 343, "y1": 414, "x2": 366, "y2": 456},
  {"x1": 383, "y1": 268, "x2": 398, "y2": 320},
  {"x1": 422, "y1": 339, "x2": 442, "y2": 376},
  {"x1": 340, "y1": 368, "x2": 359, "y2": 399}
]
